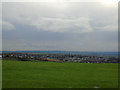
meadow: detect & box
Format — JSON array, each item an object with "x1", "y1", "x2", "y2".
[{"x1": 2, "y1": 60, "x2": 118, "y2": 88}]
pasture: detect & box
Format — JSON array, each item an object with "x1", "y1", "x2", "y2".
[{"x1": 2, "y1": 60, "x2": 118, "y2": 88}]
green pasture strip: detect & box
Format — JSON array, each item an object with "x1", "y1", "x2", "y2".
[
  {"x1": 2, "y1": 60, "x2": 118, "y2": 88},
  {"x1": 32, "y1": 53, "x2": 50, "y2": 55}
]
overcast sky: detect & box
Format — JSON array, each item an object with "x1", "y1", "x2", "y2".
[{"x1": 2, "y1": 2, "x2": 118, "y2": 51}]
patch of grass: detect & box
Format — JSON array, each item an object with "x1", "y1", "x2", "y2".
[
  {"x1": 32, "y1": 53, "x2": 50, "y2": 55},
  {"x1": 2, "y1": 60, "x2": 118, "y2": 88}
]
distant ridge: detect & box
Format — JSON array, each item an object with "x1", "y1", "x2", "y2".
[{"x1": 2, "y1": 50, "x2": 118, "y2": 56}]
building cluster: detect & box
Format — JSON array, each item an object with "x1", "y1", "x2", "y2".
[{"x1": 1, "y1": 52, "x2": 118, "y2": 63}]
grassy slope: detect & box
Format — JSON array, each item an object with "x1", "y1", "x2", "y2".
[{"x1": 2, "y1": 60, "x2": 118, "y2": 88}]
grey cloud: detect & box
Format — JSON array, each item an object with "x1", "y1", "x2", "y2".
[
  {"x1": 2, "y1": 2, "x2": 118, "y2": 51},
  {"x1": 32, "y1": 17, "x2": 93, "y2": 33},
  {"x1": 3, "y1": 2, "x2": 117, "y2": 33},
  {"x1": 2, "y1": 21, "x2": 15, "y2": 30}
]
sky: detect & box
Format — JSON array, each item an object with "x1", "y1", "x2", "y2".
[{"x1": 2, "y1": 1, "x2": 118, "y2": 51}]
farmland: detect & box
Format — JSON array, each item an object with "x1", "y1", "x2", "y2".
[{"x1": 2, "y1": 60, "x2": 118, "y2": 88}]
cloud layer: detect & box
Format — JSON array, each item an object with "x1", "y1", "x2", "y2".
[{"x1": 2, "y1": 2, "x2": 118, "y2": 51}]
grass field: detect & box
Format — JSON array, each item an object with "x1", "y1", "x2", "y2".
[{"x1": 2, "y1": 60, "x2": 118, "y2": 88}]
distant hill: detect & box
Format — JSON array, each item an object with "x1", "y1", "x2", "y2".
[{"x1": 2, "y1": 50, "x2": 118, "y2": 57}]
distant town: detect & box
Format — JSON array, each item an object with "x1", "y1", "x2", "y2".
[{"x1": 1, "y1": 52, "x2": 119, "y2": 63}]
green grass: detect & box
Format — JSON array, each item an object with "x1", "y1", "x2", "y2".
[
  {"x1": 2, "y1": 60, "x2": 118, "y2": 88},
  {"x1": 32, "y1": 53, "x2": 50, "y2": 55}
]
